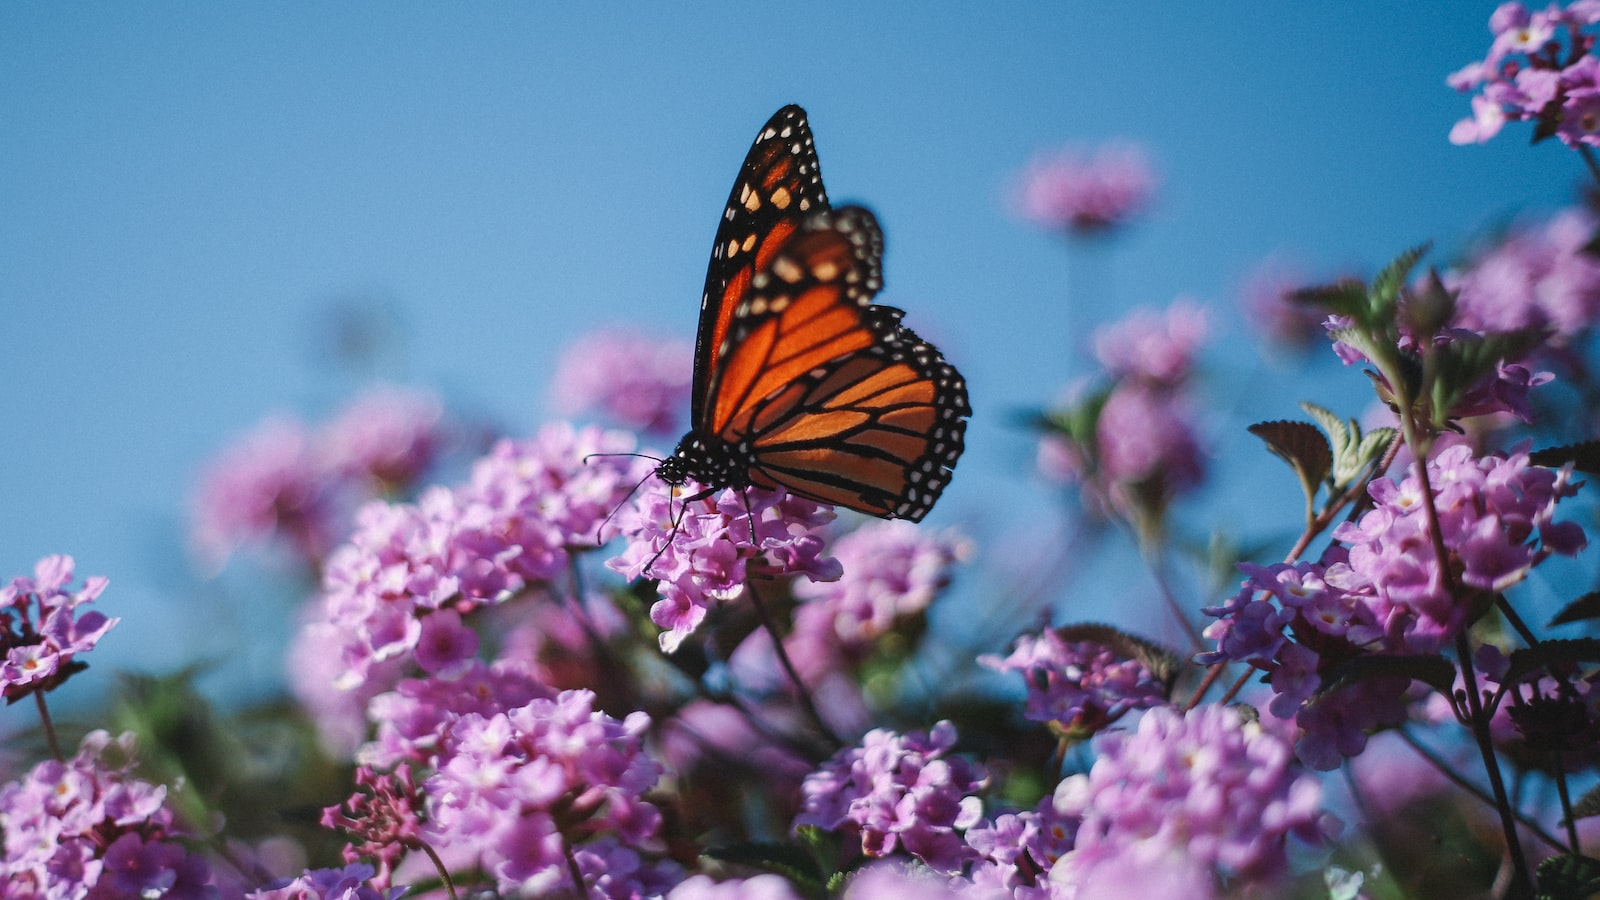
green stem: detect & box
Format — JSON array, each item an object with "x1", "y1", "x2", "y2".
[
  {"x1": 1397, "y1": 728, "x2": 1563, "y2": 853},
  {"x1": 745, "y1": 582, "x2": 840, "y2": 750},
  {"x1": 416, "y1": 840, "x2": 459, "y2": 900},
  {"x1": 1402, "y1": 420, "x2": 1531, "y2": 896},
  {"x1": 34, "y1": 692, "x2": 63, "y2": 762}
]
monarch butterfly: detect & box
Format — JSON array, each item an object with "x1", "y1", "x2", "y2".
[{"x1": 655, "y1": 105, "x2": 969, "y2": 521}]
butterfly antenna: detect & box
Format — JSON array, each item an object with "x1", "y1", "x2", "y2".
[
  {"x1": 592, "y1": 467, "x2": 660, "y2": 549},
  {"x1": 641, "y1": 485, "x2": 693, "y2": 579}
]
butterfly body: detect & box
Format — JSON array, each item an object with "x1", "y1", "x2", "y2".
[{"x1": 660, "y1": 106, "x2": 968, "y2": 522}]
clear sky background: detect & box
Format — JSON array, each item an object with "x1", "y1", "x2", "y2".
[{"x1": 0, "y1": 4, "x2": 1585, "y2": 708}]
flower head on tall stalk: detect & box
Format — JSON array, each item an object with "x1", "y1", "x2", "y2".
[
  {"x1": 0, "y1": 555, "x2": 116, "y2": 706},
  {"x1": 1035, "y1": 299, "x2": 1210, "y2": 538},
  {"x1": 550, "y1": 327, "x2": 694, "y2": 438},
  {"x1": 1012, "y1": 143, "x2": 1158, "y2": 237},
  {"x1": 1449, "y1": 1, "x2": 1600, "y2": 149}
]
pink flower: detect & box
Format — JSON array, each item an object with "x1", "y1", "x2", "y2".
[
  {"x1": 1051, "y1": 705, "x2": 1334, "y2": 894},
  {"x1": 607, "y1": 480, "x2": 841, "y2": 652},
  {"x1": 795, "y1": 721, "x2": 987, "y2": 874},
  {"x1": 1012, "y1": 143, "x2": 1157, "y2": 236},
  {"x1": 0, "y1": 555, "x2": 116, "y2": 703},
  {"x1": 550, "y1": 327, "x2": 693, "y2": 437}
]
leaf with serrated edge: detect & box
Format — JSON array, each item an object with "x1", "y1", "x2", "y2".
[
  {"x1": 1249, "y1": 421, "x2": 1332, "y2": 513},
  {"x1": 1313, "y1": 653, "x2": 1457, "y2": 702},
  {"x1": 1505, "y1": 639, "x2": 1600, "y2": 684},
  {"x1": 1550, "y1": 592, "x2": 1600, "y2": 628},
  {"x1": 1535, "y1": 852, "x2": 1600, "y2": 900},
  {"x1": 1531, "y1": 441, "x2": 1600, "y2": 476}
]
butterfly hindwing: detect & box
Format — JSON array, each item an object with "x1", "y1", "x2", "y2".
[
  {"x1": 709, "y1": 207, "x2": 969, "y2": 521},
  {"x1": 693, "y1": 104, "x2": 829, "y2": 429}
]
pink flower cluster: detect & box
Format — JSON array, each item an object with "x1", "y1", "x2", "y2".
[
  {"x1": 0, "y1": 731, "x2": 216, "y2": 899},
  {"x1": 794, "y1": 721, "x2": 988, "y2": 874},
  {"x1": 1449, "y1": 1, "x2": 1600, "y2": 146},
  {"x1": 606, "y1": 481, "x2": 841, "y2": 652},
  {"x1": 981, "y1": 629, "x2": 1167, "y2": 736},
  {"x1": 422, "y1": 689, "x2": 678, "y2": 898},
  {"x1": 0, "y1": 555, "x2": 116, "y2": 703},
  {"x1": 1202, "y1": 444, "x2": 1585, "y2": 768},
  {"x1": 1449, "y1": 207, "x2": 1600, "y2": 342},
  {"x1": 1048, "y1": 706, "x2": 1333, "y2": 898},
  {"x1": 307, "y1": 422, "x2": 650, "y2": 690},
  {"x1": 963, "y1": 793, "x2": 1078, "y2": 897},
  {"x1": 551, "y1": 327, "x2": 694, "y2": 437},
  {"x1": 1039, "y1": 300, "x2": 1209, "y2": 520},
  {"x1": 1012, "y1": 143, "x2": 1157, "y2": 236},
  {"x1": 190, "y1": 385, "x2": 453, "y2": 572},
  {"x1": 791, "y1": 520, "x2": 971, "y2": 650}
]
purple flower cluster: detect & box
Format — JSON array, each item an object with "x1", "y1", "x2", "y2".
[
  {"x1": 1449, "y1": 1, "x2": 1600, "y2": 146},
  {"x1": 190, "y1": 385, "x2": 453, "y2": 573},
  {"x1": 794, "y1": 721, "x2": 987, "y2": 874},
  {"x1": 1202, "y1": 444, "x2": 1585, "y2": 768},
  {"x1": 607, "y1": 481, "x2": 841, "y2": 652},
  {"x1": 247, "y1": 864, "x2": 406, "y2": 900},
  {"x1": 1039, "y1": 301, "x2": 1209, "y2": 522},
  {"x1": 1049, "y1": 706, "x2": 1332, "y2": 896},
  {"x1": 1012, "y1": 143, "x2": 1157, "y2": 236},
  {"x1": 1324, "y1": 308, "x2": 1553, "y2": 424},
  {"x1": 307, "y1": 422, "x2": 649, "y2": 690},
  {"x1": 964, "y1": 793, "x2": 1078, "y2": 897},
  {"x1": 0, "y1": 555, "x2": 116, "y2": 703},
  {"x1": 0, "y1": 731, "x2": 216, "y2": 899},
  {"x1": 981, "y1": 629, "x2": 1167, "y2": 737},
  {"x1": 1089, "y1": 298, "x2": 1207, "y2": 387},
  {"x1": 791, "y1": 520, "x2": 970, "y2": 649},
  {"x1": 1449, "y1": 207, "x2": 1600, "y2": 342},
  {"x1": 551, "y1": 327, "x2": 694, "y2": 437},
  {"x1": 422, "y1": 689, "x2": 678, "y2": 898}
]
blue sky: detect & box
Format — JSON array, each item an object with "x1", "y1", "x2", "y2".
[{"x1": 0, "y1": 4, "x2": 1583, "y2": 705}]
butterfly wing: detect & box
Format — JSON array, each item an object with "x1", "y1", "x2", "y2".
[
  {"x1": 693, "y1": 105, "x2": 830, "y2": 430},
  {"x1": 704, "y1": 206, "x2": 969, "y2": 521}
]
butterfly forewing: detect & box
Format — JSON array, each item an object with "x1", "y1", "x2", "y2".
[
  {"x1": 693, "y1": 105, "x2": 830, "y2": 430},
  {"x1": 713, "y1": 207, "x2": 969, "y2": 521},
  {"x1": 664, "y1": 106, "x2": 969, "y2": 522}
]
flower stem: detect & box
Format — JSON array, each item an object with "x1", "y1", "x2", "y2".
[
  {"x1": 1396, "y1": 727, "x2": 1563, "y2": 853},
  {"x1": 1404, "y1": 429, "x2": 1531, "y2": 896},
  {"x1": 745, "y1": 582, "x2": 840, "y2": 750},
  {"x1": 1555, "y1": 753, "x2": 1580, "y2": 854},
  {"x1": 415, "y1": 840, "x2": 459, "y2": 900},
  {"x1": 34, "y1": 692, "x2": 63, "y2": 762}
]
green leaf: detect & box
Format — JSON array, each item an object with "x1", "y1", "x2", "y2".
[
  {"x1": 1504, "y1": 639, "x2": 1600, "y2": 684},
  {"x1": 1299, "y1": 402, "x2": 1395, "y2": 490},
  {"x1": 1572, "y1": 782, "x2": 1600, "y2": 822},
  {"x1": 1247, "y1": 420, "x2": 1332, "y2": 513},
  {"x1": 1550, "y1": 592, "x2": 1600, "y2": 628},
  {"x1": 1530, "y1": 441, "x2": 1600, "y2": 476},
  {"x1": 1371, "y1": 243, "x2": 1430, "y2": 310},
  {"x1": 1289, "y1": 280, "x2": 1370, "y2": 319},
  {"x1": 1426, "y1": 328, "x2": 1546, "y2": 425},
  {"x1": 1313, "y1": 653, "x2": 1457, "y2": 702},
  {"x1": 1535, "y1": 852, "x2": 1600, "y2": 900}
]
